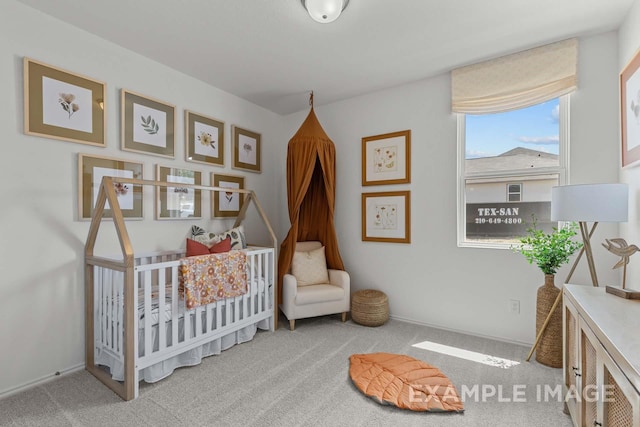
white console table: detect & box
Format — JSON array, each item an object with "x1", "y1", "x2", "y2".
[{"x1": 563, "y1": 284, "x2": 640, "y2": 426}]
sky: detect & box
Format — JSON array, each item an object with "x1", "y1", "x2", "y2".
[{"x1": 465, "y1": 98, "x2": 560, "y2": 159}]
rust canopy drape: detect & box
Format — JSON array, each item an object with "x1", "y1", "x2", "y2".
[{"x1": 277, "y1": 107, "x2": 345, "y2": 303}]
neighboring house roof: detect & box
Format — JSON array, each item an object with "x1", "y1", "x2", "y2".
[{"x1": 466, "y1": 147, "x2": 558, "y2": 173}]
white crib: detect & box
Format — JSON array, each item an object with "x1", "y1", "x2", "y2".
[{"x1": 85, "y1": 177, "x2": 277, "y2": 400}]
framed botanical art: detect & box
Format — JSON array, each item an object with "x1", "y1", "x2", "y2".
[
  {"x1": 24, "y1": 58, "x2": 106, "y2": 147},
  {"x1": 78, "y1": 153, "x2": 143, "y2": 220},
  {"x1": 212, "y1": 173, "x2": 245, "y2": 218},
  {"x1": 362, "y1": 130, "x2": 411, "y2": 186},
  {"x1": 362, "y1": 191, "x2": 411, "y2": 243},
  {"x1": 156, "y1": 165, "x2": 202, "y2": 220},
  {"x1": 121, "y1": 89, "x2": 175, "y2": 158},
  {"x1": 621, "y1": 49, "x2": 640, "y2": 167},
  {"x1": 232, "y1": 125, "x2": 261, "y2": 173},
  {"x1": 185, "y1": 110, "x2": 224, "y2": 166}
]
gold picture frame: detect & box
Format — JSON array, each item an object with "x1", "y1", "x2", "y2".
[
  {"x1": 362, "y1": 130, "x2": 411, "y2": 186},
  {"x1": 362, "y1": 191, "x2": 411, "y2": 243},
  {"x1": 121, "y1": 89, "x2": 175, "y2": 158},
  {"x1": 78, "y1": 153, "x2": 143, "y2": 220},
  {"x1": 621, "y1": 49, "x2": 640, "y2": 167},
  {"x1": 24, "y1": 57, "x2": 106, "y2": 147},
  {"x1": 185, "y1": 110, "x2": 224, "y2": 166},
  {"x1": 212, "y1": 173, "x2": 245, "y2": 218},
  {"x1": 155, "y1": 165, "x2": 202, "y2": 220},
  {"x1": 232, "y1": 125, "x2": 261, "y2": 173}
]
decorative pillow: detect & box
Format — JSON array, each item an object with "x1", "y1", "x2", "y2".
[
  {"x1": 186, "y1": 237, "x2": 231, "y2": 257},
  {"x1": 190, "y1": 225, "x2": 246, "y2": 249},
  {"x1": 291, "y1": 246, "x2": 330, "y2": 286}
]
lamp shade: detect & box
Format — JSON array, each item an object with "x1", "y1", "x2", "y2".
[
  {"x1": 303, "y1": 0, "x2": 348, "y2": 23},
  {"x1": 551, "y1": 183, "x2": 628, "y2": 222}
]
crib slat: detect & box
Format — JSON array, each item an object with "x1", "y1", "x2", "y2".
[
  {"x1": 216, "y1": 300, "x2": 222, "y2": 329},
  {"x1": 105, "y1": 272, "x2": 112, "y2": 349},
  {"x1": 117, "y1": 271, "x2": 124, "y2": 354},
  {"x1": 158, "y1": 269, "x2": 166, "y2": 352},
  {"x1": 258, "y1": 253, "x2": 264, "y2": 313},
  {"x1": 94, "y1": 267, "x2": 101, "y2": 351},
  {"x1": 171, "y1": 266, "x2": 178, "y2": 347},
  {"x1": 264, "y1": 252, "x2": 270, "y2": 312},
  {"x1": 144, "y1": 270, "x2": 152, "y2": 357},
  {"x1": 195, "y1": 306, "x2": 203, "y2": 338},
  {"x1": 184, "y1": 297, "x2": 191, "y2": 342}
]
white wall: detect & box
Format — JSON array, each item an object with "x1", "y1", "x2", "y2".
[
  {"x1": 619, "y1": 0, "x2": 640, "y2": 285},
  {"x1": 0, "y1": 1, "x2": 282, "y2": 395},
  {"x1": 281, "y1": 31, "x2": 621, "y2": 346}
]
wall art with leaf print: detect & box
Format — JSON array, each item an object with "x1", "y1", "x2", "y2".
[
  {"x1": 121, "y1": 89, "x2": 175, "y2": 158},
  {"x1": 24, "y1": 58, "x2": 106, "y2": 146}
]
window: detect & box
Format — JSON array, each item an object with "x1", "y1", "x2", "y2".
[
  {"x1": 457, "y1": 96, "x2": 568, "y2": 248},
  {"x1": 507, "y1": 184, "x2": 522, "y2": 202}
]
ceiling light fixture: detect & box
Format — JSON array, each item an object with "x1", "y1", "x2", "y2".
[{"x1": 301, "y1": 0, "x2": 349, "y2": 24}]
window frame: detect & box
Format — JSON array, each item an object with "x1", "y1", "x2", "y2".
[
  {"x1": 506, "y1": 183, "x2": 523, "y2": 202},
  {"x1": 456, "y1": 95, "x2": 570, "y2": 249}
]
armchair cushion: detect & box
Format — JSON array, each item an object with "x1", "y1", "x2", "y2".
[
  {"x1": 291, "y1": 245, "x2": 329, "y2": 286},
  {"x1": 295, "y1": 284, "x2": 345, "y2": 305}
]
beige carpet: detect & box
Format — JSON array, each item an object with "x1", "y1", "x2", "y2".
[{"x1": 0, "y1": 315, "x2": 572, "y2": 426}]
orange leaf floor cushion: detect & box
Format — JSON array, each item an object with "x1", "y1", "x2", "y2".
[{"x1": 349, "y1": 353, "x2": 464, "y2": 413}]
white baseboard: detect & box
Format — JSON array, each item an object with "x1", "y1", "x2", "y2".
[
  {"x1": 389, "y1": 314, "x2": 533, "y2": 347},
  {"x1": 0, "y1": 363, "x2": 85, "y2": 399}
]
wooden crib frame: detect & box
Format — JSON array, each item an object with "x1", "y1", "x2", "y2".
[{"x1": 84, "y1": 177, "x2": 277, "y2": 401}]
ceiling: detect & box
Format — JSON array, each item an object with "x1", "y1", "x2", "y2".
[{"x1": 17, "y1": 0, "x2": 634, "y2": 115}]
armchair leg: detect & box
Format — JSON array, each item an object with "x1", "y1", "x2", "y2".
[
  {"x1": 289, "y1": 319, "x2": 295, "y2": 331},
  {"x1": 342, "y1": 312, "x2": 347, "y2": 322}
]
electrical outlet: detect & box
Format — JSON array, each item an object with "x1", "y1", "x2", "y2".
[{"x1": 509, "y1": 299, "x2": 520, "y2": 314}]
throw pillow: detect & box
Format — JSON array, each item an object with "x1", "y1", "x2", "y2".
[
  {"x1": 190, "y1": 225, "x2": 247, "y2": 249},
  {"x1": 291, "y1": 246, "x2": 330, "y2": 286},
  {"x1": 186, "y1": 237, "x2": 231, "y2": 257}
]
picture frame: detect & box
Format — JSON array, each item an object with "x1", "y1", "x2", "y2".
[
  {"x1": 212, "y1": 173, "x2": 245, "y2": 218},
  {"x1": 155, "y1": 165, "x2": 202, "y2": 220},
  {"x1": 232, "y1": 125, "x2": 261, "y2": 173},
  {"x1": 621, "y1": 49, "x2": 640, "y2": 167},
  {"x1": 362, "y1": 191, "x2": 411, "y2": 243},
  {"x1": 78, "y1": 153, "x2": 143, "y2": 220},
  {"x1": 121, "y1": 89, "x2": 175, "y2": 158},
  {"x1": 362, "y1": 130, "x2": 411, "y2": 186},
  {"x1": 24, "y1": 57, "x2": 106, "y2": 147},
  {"x1": 185, "y1": 110, "x2": 224, "y2": 166}
]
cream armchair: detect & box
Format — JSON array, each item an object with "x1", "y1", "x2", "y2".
[{"x1": 281, "y1": 241, "x2": 350, "y2": 331}]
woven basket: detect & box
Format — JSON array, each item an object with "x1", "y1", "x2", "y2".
[
  {"x1": 352, "y1": 289, "x2": 389, "y2": 327},
  {"x1": 535, "y1": 274, "x2": 563, "y2": 368}
]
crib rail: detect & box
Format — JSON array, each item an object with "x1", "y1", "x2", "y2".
[{"x1": 90, "y1": 248, "x2": 274, "y2": 397}]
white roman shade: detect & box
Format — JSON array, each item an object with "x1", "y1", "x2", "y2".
[{"x1": 451, "y1": 38, "x2": 577, "y2": 114}]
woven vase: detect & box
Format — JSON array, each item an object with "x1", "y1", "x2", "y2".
[{"x1": 535, "y1": 274, "x2": 563, "y2": 368}]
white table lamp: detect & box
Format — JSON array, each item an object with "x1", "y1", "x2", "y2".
[{"x1": 551, "y1": 183, "x2": 628, "y2": 286}]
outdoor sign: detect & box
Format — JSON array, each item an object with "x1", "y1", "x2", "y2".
[{"x1": 466, "y1": 202, "x2": 553, "y2": 239}]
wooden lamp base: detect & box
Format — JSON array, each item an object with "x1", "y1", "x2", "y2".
[{"x1": 605, "y1": 285, "x2": 640, "y2": 300}]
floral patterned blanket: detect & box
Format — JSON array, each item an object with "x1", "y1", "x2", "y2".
[{"x1": 179, "y1": 251, "x2": 248, "y2": 310}]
